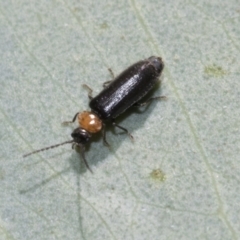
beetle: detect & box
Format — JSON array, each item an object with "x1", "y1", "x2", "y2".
[{"x1": 23, "y1": 56, "x2": 164, "y2": 172}]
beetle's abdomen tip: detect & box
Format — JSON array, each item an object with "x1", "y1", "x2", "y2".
[{"x1": 148, "y1": 56, "x2": 164, "y2": 75}]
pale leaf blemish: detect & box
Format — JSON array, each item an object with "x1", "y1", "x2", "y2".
[
  {"x1": 150, "y1": 168, "x2": 166, "y2": 182},
  {"x1": 204, "y1": 65, "x2": 226, "y2": 78}
]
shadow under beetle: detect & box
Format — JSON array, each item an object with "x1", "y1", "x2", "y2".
[{"x1": 23, "y1": 56, "x2": 164, "y2": 172}]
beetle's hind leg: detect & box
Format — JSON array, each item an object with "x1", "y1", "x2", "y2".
[
  {"x1": 112, "y1": 119, "x2": 134, "y2": 141},
  {"x1": 134, "y1": 96, "x2": 166, "y2": 107},
  {"x1": 108, "y1": 68, "x2": 115, "y2": 78}
]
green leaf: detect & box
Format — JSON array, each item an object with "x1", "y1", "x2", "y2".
[{"x1": 0, "y1": 0, "x2": 239, "y2": 239}]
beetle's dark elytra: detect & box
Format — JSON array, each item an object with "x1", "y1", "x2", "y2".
[{"x1": 90, "y1": 56, "x2": 164, "y2": 120}]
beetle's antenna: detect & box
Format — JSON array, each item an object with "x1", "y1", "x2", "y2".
[{"x1": 23, "y1": 140, "x2": 74, "y2": 158}]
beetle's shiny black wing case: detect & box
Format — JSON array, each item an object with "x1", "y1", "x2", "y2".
[{"x1": 89, "y1": 57, "x2": 163, "y2": 120}]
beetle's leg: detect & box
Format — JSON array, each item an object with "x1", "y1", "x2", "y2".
[
  {"x1": 102, "y1": 124, "x2": 110, "y2": 147},
  {"x1": 79, "y1": 145, "x2": 93, "y2": 173},
  {"x1": 103, "y1": 68, "x2": 115, "y2": 88},
  {"x1": 135, "y1": 96, "x2": 166, "y2": 107},
  {"x1": 72, "y1": 142, "x2": 76, "y2": 149},
  {"x1": 112, "y1": 119, "x2": 134, "y2": 141},
  {"x1": 73, "y1": 143, "x2": 93, "y2": 173},
  {"x1": 62, "y1": 112, "x2": 79, "y2": 125},
  {"x1": 103, "y1": 80, "x2": 112, "y2": 88},
  {"x1": 108, "y1": 68, "x2": 115, "y2": 78},
  {"x1": 82, "y1": 84, "x2": 93, "y2": 100}
]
